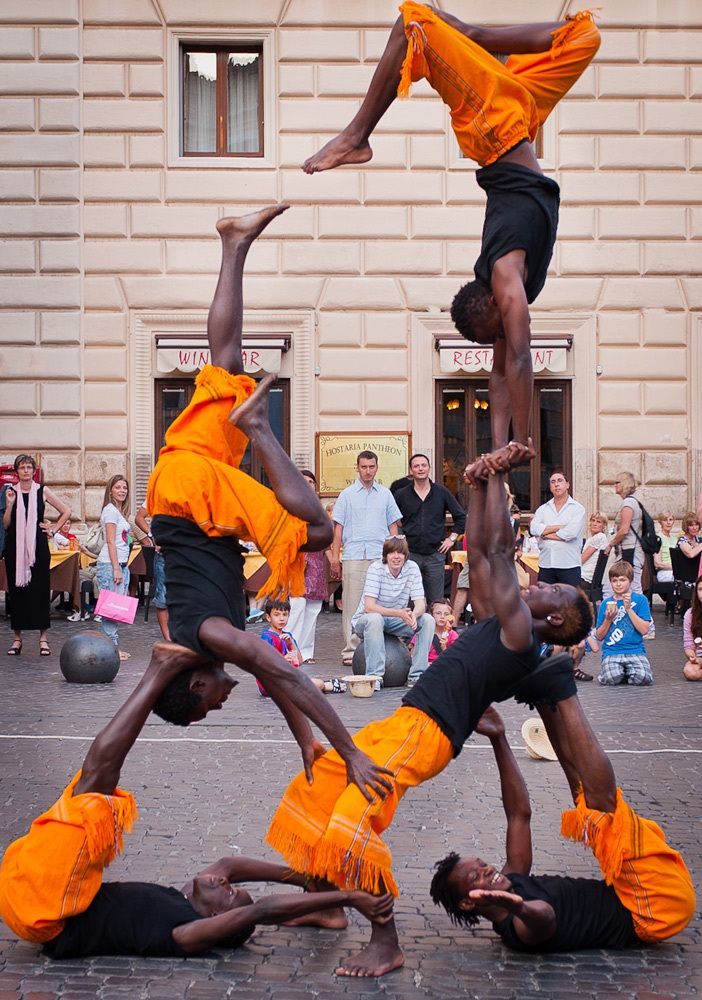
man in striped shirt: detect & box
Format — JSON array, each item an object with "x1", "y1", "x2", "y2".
[{"x1": 351, "y1": 535, "x2": 435, "y2": 688}]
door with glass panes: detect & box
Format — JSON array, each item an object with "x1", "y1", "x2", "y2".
[
  {"x1": 436, "y1": 379, "x2": 571, "y2": 515},
  {"x1": 154, "y1": 378, "x2": 290, "y2": 484}
]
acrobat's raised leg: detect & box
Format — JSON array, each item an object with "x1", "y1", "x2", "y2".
[
  {"x1": 303, "y1": 17, "x2": 406, "y2": 174},
  {"x1": 209, "y1": 205, "x2": 289, "y2": 374},
  {"x1": 208, "y1": 207, "x2": 332, "y2": 551}
]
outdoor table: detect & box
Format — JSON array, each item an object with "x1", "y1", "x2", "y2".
[{"x1": 0, "y1": 551, "x2": 81, "y2": 612}]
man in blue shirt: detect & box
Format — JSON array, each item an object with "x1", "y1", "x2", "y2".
[
  {"x1": 351, "y1": 536, "x2": 435, "y2": 688},
  {"x1": 330, "y1": 451, "x2": 401, "y2": 664}
]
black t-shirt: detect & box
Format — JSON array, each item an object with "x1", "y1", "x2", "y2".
[
  {"x1": 493, "y1": 872, "x2": 637, "y2": 953},
  {"x1": 43, "y1": 882, "x2": 199, "y2": 958},
  {"x1": 473, "y1": 161, "x2": 560, "y2": 304},
  {"x1": 402, "y1": 616, "x2": 539, "y2": 755},
  {"x1": 394, "y1": 481, "x2": 466, "y2": 555}
]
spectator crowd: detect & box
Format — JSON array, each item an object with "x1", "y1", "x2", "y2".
[{"x1": 2, "y1": 451, "x2": 702, "y2": 687}]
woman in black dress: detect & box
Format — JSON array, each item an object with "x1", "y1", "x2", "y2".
[{"x1": 2, "y1": 455, "x2": 71, "y2": 656}]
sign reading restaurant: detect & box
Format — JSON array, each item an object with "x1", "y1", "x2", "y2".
[{"x1": 440, "y1": 345, "x2": 567, "y2": 373}]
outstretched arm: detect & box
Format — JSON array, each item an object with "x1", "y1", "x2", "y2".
[
  {"x1": 75, "y1": 644, "x2": 209, "y2": 796},
  {"x1": 469, "y1": 889, "x2": 556, "y2": 947},
  {"x1": 172, "y1": 889, "x2": 394, "y2": 955},
  {"x1": 484, "y1": 471, "x2": 533, "y2": 651},
  {"x1": 464, "y1": 480, "x2": 494, "y2": 621},
  {"x1": 476, "y1": 707, "x2": 532, "y2": 876},
  {"x1": 491, "y1": 256, "x2": 533, "y2": 448},
  {"x1": 191, "y1": 856, "x2": 306, "y2": 888}
]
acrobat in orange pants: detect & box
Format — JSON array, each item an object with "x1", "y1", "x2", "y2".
[{"x1": 398, "y1": 3, "x2": 600, "y2": 166}]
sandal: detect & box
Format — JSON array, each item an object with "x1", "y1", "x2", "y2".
[
  {"x1": 7, "y1": 641, "x2": 22, "y2": 656},
  {"x1": 573, "y1": 667, "x2": 593, "y2": 682},
  {"x1": 39, "y1": 641, "x2": 51, "y2": 657},
  {"x1": 118, "y1": 650, "x2": 131, "y2": 661},
  {"x1": 324, "y1": 677, "x2": 347, "y2": 694}
]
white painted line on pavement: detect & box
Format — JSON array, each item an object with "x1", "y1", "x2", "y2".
[{"x1": 0, "y1": 734, "x2": 699, "y2": 753}]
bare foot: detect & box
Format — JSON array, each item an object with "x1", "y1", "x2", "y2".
[
  {"x1": 303, "y1": 134, "x2": 373, "y2": 174},
  {"x1": 335, "y1": 940, "x2": 404, "y2": 978},
  {"x1": 285, "y1": 909, "x2": 348, "y2": 929},
  {"x1": 118, "y1": 650, "x2": 131, "y2": 661},
  {"x1": 216, "y1": 204, "x2": 289, "y2": 244},
  {"x1": 228, "y1": 372, "x2": 277, "y2": 433}
]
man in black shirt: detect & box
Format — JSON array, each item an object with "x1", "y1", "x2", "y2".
[
  {"x1": 394, "y1": 453, "x2": 466, "y2": 606},
  {"x1": 430, "y1": 704, "x2": 695, "y2": 952},
  {"x1": 266, "y1": 460, "x2": 594, "y2": 978},
  {"x1": 0, "y1": 644, "x2": 393, "y2": 958}
]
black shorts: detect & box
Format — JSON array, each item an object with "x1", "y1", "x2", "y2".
[{"x1": 151, "y1": 515, "x2": 246, "y2": 656}]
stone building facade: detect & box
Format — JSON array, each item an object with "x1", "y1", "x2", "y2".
[{"x1": 1, "y1": 0, "x2": 700, "y2": 524}]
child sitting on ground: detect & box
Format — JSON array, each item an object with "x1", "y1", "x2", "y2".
[
  {"x1": 258, "y1": 598, "x2": 345, "y2": 696},
  {"x1": 682, "y1": 575, "x2": 702, "y2": 682},
  {"x1": 593, "y1": 560, "x2": 652, "y2": 686}
]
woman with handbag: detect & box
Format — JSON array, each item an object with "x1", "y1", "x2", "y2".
[
  {"x1": 3, "y1": 454, "x2": 71, "y2": 657},
  {"x1": 96, "y1": 476, "x2": 132, "y2": 661},
  {"x1": 604, "y1": 472, "x2": 645, "y2": 595}
]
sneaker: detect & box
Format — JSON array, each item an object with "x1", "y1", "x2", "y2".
[
  {"x1": 93, "y1": 615, "x2": 102, "y2": 623},
  {"x1": 645, "y1": 619, "x2": 656, "y2": 640},
  {"x1": 66, "y1": 611, "x2": 82, "y2": 622},
  {"x1": 81, "y1": 611, "x2": 92, "y2": 621},
  {"x1": 246, "y1": 608, "x2": 265, "y2": 623},
  {"x1": 373, "y1": 678, "x2": 383, "y2": 692}
]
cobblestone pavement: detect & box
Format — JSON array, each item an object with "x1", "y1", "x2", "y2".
[{"x1": 0, "y1": 600, "x2": 700, "y2": 999}]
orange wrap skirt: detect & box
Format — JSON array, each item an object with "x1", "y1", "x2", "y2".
[
  {"x1": 147, "y1": 364, "x2": 307, "y2": 599},
  {"x1": 266, "y1": 707, "x2": 453, "y2": 897},
  {"x1": 398, "y1": 3, "x2": 601, "y2": 167},
  {"x1": 561, "y1": 788, "x2": 695, "y2": 943},
  {"x1": 0, "y1": 772, "x2": 137, "y2": 943}
]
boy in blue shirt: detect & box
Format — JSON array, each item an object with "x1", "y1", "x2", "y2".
[{"x1": 594, "y1": 560, "x2": 652, "y2": 685}]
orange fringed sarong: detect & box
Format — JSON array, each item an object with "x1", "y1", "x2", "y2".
[
  {"x1": 265, "y1": 707, "x2": 453, "y2": 897},
  {"x1": 0, "y1": 771, "x2": 137, "y2": 943},
  {"x1": 561, "y1": 787, "x2": 695, "y2": 943},
  {"x1": 397, "y1": 3, "x2": 600, "y2": 167},
  {"x1": 146, "y1": 365, "x2": 307, "y2": 600}
]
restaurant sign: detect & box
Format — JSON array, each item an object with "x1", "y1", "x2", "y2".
[{"x1": 440, "y1": 345, "x2": 567, "y2": 373}]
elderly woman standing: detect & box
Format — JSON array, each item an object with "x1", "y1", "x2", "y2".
[
  {"x1": 2, "y1": 454, "x2": 71, "y2": 656},
  {"x1": 96, "y1": 475, "x2": 132, "y2": 661},
  {"x1": 604, "y1": 471, "x2": 645, "y2": 594}
]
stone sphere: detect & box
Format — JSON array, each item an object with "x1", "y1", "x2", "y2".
[
  {"x1": 352, "y1": 635, "x2": 411, "y2": 688},
  {"x1": 60, "y1": 631, "x2": 120, "y2": 684}
]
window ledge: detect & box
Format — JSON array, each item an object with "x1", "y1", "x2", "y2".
[{"x1": 168, "y1": 154, "x2": 276, "y2": 170}]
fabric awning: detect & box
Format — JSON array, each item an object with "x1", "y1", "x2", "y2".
[
  {"x1": 436, "y1": 337, "x2": 571, "y2": 374},
  {"x1": 155, "y1": 335, "x2": 290, "y2": 374}
]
